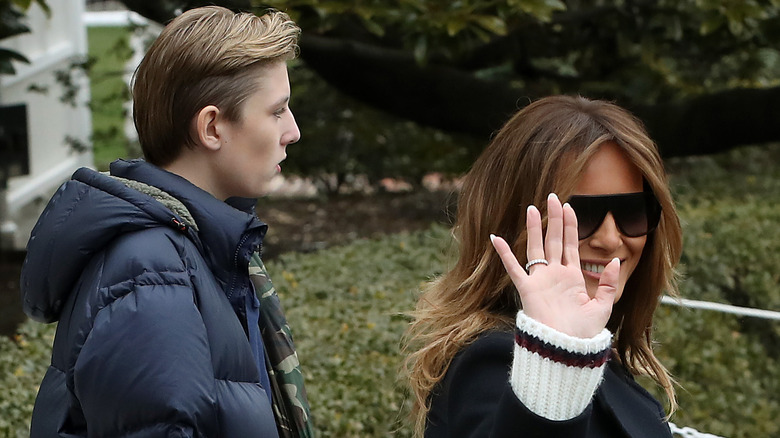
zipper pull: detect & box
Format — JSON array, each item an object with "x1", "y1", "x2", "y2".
[{"x1": 170, "y1": 217, "x2": 188, "y2": 233}]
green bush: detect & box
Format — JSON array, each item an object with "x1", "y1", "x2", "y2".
[
  {"x1": 643, "y1": 144, "x2": 780, "y2": 437},
  {"x1": 0, "y1": 319, "x2": 54, "y2": 437},
  {"x1": 87, "y1": 26, "x2": 135, "y2": 171},
  {"x1": 267, "y1": 226, "x2": 451, "y2": 437}
]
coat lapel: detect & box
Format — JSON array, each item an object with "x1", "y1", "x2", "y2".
[{"x1": 596, "y1": 362, "x2": 673, "y2": 438}]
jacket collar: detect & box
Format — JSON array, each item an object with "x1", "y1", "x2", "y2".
[{"x1": 109, "y1": 159, "x2": 268, "y2": 298}]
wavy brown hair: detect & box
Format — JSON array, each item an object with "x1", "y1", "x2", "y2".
[{"x1": 403, "y1": 95, "x2": 683, "y2": 436}]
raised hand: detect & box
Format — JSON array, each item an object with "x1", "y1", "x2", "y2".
[{"x1": 490, "y1": 193, "x2": 620, "y2": 338}]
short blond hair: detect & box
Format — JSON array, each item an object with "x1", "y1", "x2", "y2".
[{"x1": 132, "y1": 6, "x2": 300, "y2": 166}]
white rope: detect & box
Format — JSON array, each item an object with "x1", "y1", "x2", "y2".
[
  {"x1": 661, "y1": 296, "x2": 780, "y2": 321},
  {"x1": 669, "y1": 421, "x2": 726, "y2": 438}
]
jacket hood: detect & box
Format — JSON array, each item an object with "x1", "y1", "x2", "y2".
[
  {"x1": 20, "y1": 159, "x2": 267, "y2": 323},
  {"x1": 20, "y1": 166, "x2": 194, "y2": 322}
]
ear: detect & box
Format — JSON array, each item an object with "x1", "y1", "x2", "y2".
[{"x1": 194, "y1": 105, "x2": 223, "y2": 152}]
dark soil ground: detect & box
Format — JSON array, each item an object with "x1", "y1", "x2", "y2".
[{"x1": 0, "y1": 191, "x2": 455, "y2": 337}]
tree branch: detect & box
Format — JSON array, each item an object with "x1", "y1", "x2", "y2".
[
  {"x1": 299, "y1": 34, "x2": 520, "y2": 139},
  {"x1": 301, "y1": 34, "x2": 780, "y2": 157}
]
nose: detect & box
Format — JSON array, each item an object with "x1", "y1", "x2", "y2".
[
  {"x1": 586, "y1": 212, "x2": 623, "y2": 252},
  {"x1": 283, "y1": 110, "x2": 301, "y2": 145}
]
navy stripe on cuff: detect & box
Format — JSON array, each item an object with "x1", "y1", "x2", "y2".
[{"x1": 515, "y1": 327, "x2": 611, "y2": 369}]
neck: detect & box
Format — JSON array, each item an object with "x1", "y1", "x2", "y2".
[{"x1": 162, "y1": 151, "x2": 224, "y2": 201}]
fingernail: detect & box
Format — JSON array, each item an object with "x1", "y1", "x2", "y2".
[
  {"x1": 612, "y1": 257, "x2": 620, "y2": 265},
  {"x1": 563, "y1": 202, "x2": 570, "y2": 209},
  {"x1": 489, "y1": 234, "x2": 496, "y2": 243},
  {"x1": 548, "y1": 193, "x2": 558, "y2": 200},
  {"x1": 527, "y1": 205, "x2": 536, "y2": 213}
]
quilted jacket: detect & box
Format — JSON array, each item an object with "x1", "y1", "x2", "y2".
[{"x1": 21, "y1": 159, "x2": 279, "y2": 437}]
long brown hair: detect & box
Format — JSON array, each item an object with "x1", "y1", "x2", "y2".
[{"x1": 403, "y1": 95, "x2": 683, "y2": 436}]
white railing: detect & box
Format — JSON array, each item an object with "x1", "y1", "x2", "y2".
[{"x1": 670, "y1": 422, "x2": 726, "y2": 438}]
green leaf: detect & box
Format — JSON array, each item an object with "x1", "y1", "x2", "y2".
[
  {"x1": 360, "y1": 16, "x2": 385, "y2": 37},
  {"x1": 9, "y1": 0, "x2": 51, "y2": 17},
  {"x1": 0, "y1": 47, "x2": 28, "y2": 75},
  {"x1": 471, "y1": 14, "x2": 507, "y2": 36},
  {"x1": 0, "y1": 58, "x2": 16, "y2": 74},
  {"x1": 413, "y1": 35, "x2": 427, "y2": 64},
  {"x1": 700, "y1": 14, "x2": 725, "y2": 35},
  {"x1": 34, "y1": 0, "x2": 52, "y2": 16},
  {"x1": 0, "y1": 5, "x2": 30, "y2": 40},
  {"x1": 510, "y1": 0, "x2": 566, "y2": 22},
  {"x1": 446, "y1": 18, "x2": 467, "y2": 37},
  {"x1": 11, "y1": 0, "x2": 32, "y2": 10}
]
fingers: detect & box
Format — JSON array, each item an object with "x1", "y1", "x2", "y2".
[
  {"x1": 490, "y1": 234, "x2": 527, "y2": 287},
  {"x1": 594, "y1": 257, "x2": 621, "y2": 306},
  {"x1": 562, "y1": 202, "x2": 580, "y2": 266},
  {"x1": 544, "y1": 194, "x2": 563, "y2": 264},
  {"x1": 525, "y1": 205, "x2": 544, "y2": 269}
]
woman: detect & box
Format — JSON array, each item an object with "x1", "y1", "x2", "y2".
[{"x1": 404, "y1": 95, "x2": 682, "y2": 437}]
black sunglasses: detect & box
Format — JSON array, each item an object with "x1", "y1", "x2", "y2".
[{"x1": 567, "y1": 191, "x2": 661, "y2": 239}]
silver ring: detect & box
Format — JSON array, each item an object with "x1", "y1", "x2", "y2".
[{"x1": 525, "y1": 258, "x2": 549, "y2": 271}]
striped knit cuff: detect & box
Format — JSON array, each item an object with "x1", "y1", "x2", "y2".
[{"x1": 510, "y1": 311, "x2": 612, "y2": 421}]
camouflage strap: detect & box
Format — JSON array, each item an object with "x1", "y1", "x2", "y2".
[{"x1": 249, "y1": 253, "x2": 316, "y2": 438}]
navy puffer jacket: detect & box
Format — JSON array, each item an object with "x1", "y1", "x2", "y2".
[{"x1": 21, "y1": 159, "x2": 279, "y2": 437}]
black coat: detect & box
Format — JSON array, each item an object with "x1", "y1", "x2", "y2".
[
  {"x1": 21, "y1": 160, "x2": 279, "y2": 437},
  {"x1": 426, "y1": 331, "x2": 672, "y2": 438}
]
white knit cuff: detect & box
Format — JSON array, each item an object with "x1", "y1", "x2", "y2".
[{"x1": 510, "y1": 311, "x2": 612, "y2": 421}]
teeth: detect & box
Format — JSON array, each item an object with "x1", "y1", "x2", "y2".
[{"x1": 582, "y1": 263, "x2": 605, "y2": 274}]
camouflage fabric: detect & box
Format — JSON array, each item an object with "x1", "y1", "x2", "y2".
[{"x1": 249, "y1": 252, "x2": 316, "y2": 438}]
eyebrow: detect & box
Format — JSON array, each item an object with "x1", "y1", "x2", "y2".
[{"x1": 271, "y1": 96, "x2": 290, "y2": 108}]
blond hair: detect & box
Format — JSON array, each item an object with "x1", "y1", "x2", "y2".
[
  {"x1": 132, "y1": 6, "x2": 300, "y2": 166},
  {"x1": 403, "y1": 95, "x2": 683, "y2": 436}
]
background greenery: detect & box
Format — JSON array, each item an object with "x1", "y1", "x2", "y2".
[
  {"x1": 87, "y1": 25, "x2": 133, "y2": 170},
  {"x1": 1, "y1": 144, "x2": 778, "y2": 437}
]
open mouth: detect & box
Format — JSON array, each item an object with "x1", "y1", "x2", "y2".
[
  {"x1": 581, "y1": 262, "x2": 605, "y2": 274},
  {"x1": 581, "y1": 260, "x2": 625, "y2": 275}
]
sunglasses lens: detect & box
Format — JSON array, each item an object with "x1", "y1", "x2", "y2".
[
  {"x1": 568, "y1": 192, "x2": 661, "y2": 239},
  {"x1": 612, "y1": 194, "x2": 649, "y2": 237},
  {"x1": 568, "y1": 197, "x2": 605, "y2": 239}
]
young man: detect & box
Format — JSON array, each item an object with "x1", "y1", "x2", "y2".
[{"x1": 20, "y1": 6, "x2": 313, "y2": 437}]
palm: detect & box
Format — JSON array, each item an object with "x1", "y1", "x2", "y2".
[{"x1": 491, "y1": 194, "x2": 619, "y2": 338}]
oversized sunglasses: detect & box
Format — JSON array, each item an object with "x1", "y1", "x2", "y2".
[{"x1": 567, "y1": 191, "x2": 661, "y2": 239}]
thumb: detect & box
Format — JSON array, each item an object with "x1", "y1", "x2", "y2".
[{"x1": 594, "y1": 257, "x2": 620, "y2": 305}]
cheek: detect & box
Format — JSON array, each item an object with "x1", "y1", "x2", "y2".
[{"x1": 623, "y1": 236, "x2": 648, "y2": 276}]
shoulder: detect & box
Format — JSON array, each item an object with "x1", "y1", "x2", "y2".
[
  {"x1": 452, "y1": 330, "x2": 514, "y2": 368},
  {"x1": 435, "y1": 330, "x2": 515, "y2": 403},
  {"x1": 604, "y1": 361, "x2": 667, "y2": 414},
  {"x1": 428, "y1": 330, "x2": 548, "y2": 437},
  {"x1": 98, "y1": 227, "x2": 199, "y2": 286}
]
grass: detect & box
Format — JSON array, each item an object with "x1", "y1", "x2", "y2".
[{"x1": 87, "y1": 26, "x2": 134, "y2": 170}]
